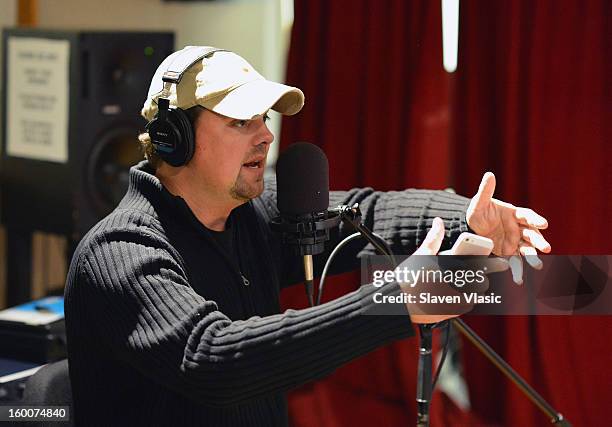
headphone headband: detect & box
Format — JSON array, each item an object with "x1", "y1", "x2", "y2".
[{"x1": 161, "y1": 46, "x2": 227, "y2": 84}]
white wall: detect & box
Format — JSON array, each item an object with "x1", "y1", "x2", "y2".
[{"x1": 34, "y1": 0, "x2": 293, "y2": 163}]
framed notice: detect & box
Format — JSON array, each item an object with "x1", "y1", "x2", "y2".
[{"x1": 6, "y1": 37, "x2": 70, "y2": 163}]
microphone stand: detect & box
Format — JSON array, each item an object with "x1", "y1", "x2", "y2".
[
  {"x1": 416, "y1": 324, "x2": 433, "y2": 427},
  {"x1": 303, "y1": 255, "x2": 315, "y2": 307},
  {"x1": 336, "y1": 204, "x2": 571, "y2": 427}
]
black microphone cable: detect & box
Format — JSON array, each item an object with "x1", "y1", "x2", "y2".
[
  {"x1": 316, "y1": 231, "x2": 391, "y2": 305},
  {"x1": 316, "y1": 232, "x2": 361, "y2": 306},
  {"x1": 315, "y1": 229, "x2": 453, "y2": 424}
]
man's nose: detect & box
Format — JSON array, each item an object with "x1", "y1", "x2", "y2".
[{"x1": 255, "y1": 119, "x2": 274, "y2": 146}]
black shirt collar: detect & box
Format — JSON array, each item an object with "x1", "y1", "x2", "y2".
[{"x1": 128, "y1": 160, "x2": 243, "y2": 237}]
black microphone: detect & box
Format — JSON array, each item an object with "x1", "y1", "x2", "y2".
[{"x1": 271, "y1": 142, "x2": 341, "y2": 306}]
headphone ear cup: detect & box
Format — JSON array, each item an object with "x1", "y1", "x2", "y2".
[
  {"x1": 171, "y1": 108, "x2": 195, "y2": 166},
  {"x1": 147, "y1": 108, "x2": 194, "y2": 167},
  {"x1": 147, "y1": 115, "x2": 183, "y2": 166}
]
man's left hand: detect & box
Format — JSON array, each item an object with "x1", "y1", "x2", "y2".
[{"x1": 466, "y1": 172, "x2": 551, "y2": 283}]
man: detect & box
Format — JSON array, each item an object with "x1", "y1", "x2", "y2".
[{"x1": 64, "y1": 47, "x2": 550, "y2": 426}]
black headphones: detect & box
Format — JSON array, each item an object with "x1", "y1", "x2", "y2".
[{"x1": 146, "y1": 46, "x2": 226, "y2": 167}]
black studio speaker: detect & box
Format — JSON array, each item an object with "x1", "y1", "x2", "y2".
[{"x1": 1, "y1": 29, "x2": 174, "y2": 239}]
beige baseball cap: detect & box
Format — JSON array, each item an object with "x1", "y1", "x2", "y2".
[{"x1": 141, "y1": 46, "x2": 305, "y2": 122}]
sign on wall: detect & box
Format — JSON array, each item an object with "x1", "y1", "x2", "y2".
[{"x1": 6, "y1": 37, "x2": 70, "y2": 163}]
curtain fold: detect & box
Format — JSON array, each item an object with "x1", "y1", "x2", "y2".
[{"x1": 280, "y1": 1, "x2": 610, "y2": 425}]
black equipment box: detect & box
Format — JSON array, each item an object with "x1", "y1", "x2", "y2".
[{"x1": 0, "y1": 297, "x2": 67, "y2": 364}]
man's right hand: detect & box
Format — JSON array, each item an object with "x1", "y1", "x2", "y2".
[
  {"x1": 404, "y1": 217, "x2": 459, "y2": 324},
  {"x1": 400, "y1": 217, "x2": 508, "y2": 324}
]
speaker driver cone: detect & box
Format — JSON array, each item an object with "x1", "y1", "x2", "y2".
[{"x1": 86, "y1": 127, "x2": 143, "y2": 217}]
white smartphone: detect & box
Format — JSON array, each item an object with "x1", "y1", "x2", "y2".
[{"x1": 439, "y1": 232, "x2": 494, "y2": 256}]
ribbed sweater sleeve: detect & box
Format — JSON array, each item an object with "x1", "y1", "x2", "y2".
[{"x1": 72, "y1": 222, "x2": 411, "y2": 408}]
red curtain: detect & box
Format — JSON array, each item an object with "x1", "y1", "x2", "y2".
[{"x1": 279, "y1": 1, "x2": 610, "y2": 426}]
